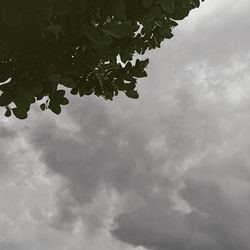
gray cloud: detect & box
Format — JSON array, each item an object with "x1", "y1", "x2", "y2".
[
  {"x1": 0, "y1": 126, "x2": 15, "y2": 139},
  {"x1": 0, "y1": 241, "x2": 24, "y2": 250},
  {"x1": 24, "y1": 97, "x2": 176, "y2": 231},
  {"x1": 111, "y1": 1, "x2": 250, "y2": 249},
  {"x1": 113, "y1": 157, "x2": 250, "y2": 250},
  {"x1": 1, "y1": 0, "x2": 250, "y2": 249}
]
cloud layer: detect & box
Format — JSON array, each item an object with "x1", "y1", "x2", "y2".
[{"x1": 1, "y1": 0, "x2": 250, "y2": 249}]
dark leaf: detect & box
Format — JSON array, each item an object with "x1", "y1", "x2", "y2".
[
  {"x1": 48, "y1": 101, "x2": 61, "y2": 114},
  {"x1": 0, "y1": 92, "x2": 12, "y2": 107},
  {"x1": 102, "y1": 22, "x2": 134, "y2": 39},
  {"x1": 159, "y1": 0, "x2": 175, "y2": 14},
  {"x1": 60, "y1": 97, "x2": 69, "y2": 105},
  {"x1": 12, "y1": 108, "x2": 28, "y2": 119},
  {"x1": 40, "y1": 103, "x2": 46, "y2": 111},
  {"x1": 60, "y1": 77, "x2": 76, "y2": 88},
  {"x1": 70, "y1": 88, "x2": 78, "y2": 95},
  {"x1": 125, "y1": 90, "x2": 139, "y2": 99},
  {"x1": 4, "y1": 107, "x2": 11, "y2": 117},
  {"x1": 84, "y1": 25, "x2": 113, "y2": 49}
]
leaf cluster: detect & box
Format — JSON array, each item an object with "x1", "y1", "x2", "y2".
[{"x1": 0, "y1": 0, "x2": 203, "y2": 118}]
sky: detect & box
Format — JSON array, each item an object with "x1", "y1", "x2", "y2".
[{"x1": 1, "y1": 0, "x2": 250, "y2": 249}]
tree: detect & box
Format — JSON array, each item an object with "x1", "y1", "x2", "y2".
[{"x1": 0, "y1": 0, "x2": 203, "y2": 119}]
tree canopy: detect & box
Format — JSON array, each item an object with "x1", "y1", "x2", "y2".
[{"x1": 0, "y1": 0, "x2": 203, "y2": 119}]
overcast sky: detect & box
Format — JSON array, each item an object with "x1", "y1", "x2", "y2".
[{"x1": 1, "y1": 1, "x2": 250, "y2": 249}]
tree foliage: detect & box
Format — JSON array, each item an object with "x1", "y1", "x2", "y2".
[{"x1": 0, "y1": 0, "x2": 203, "y2": 119}]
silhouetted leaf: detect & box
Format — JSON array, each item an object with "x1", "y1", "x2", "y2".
[
  {"x1": 40, "y1": 103, "x2": 46, "y2": 111},
  {"x1": 60, "y1": 97, "x2": 69, "y2": 105},
  {"x1": 159, "y1": 0, "x2": 175, "y2": 13},
  {"x1": 126, "y1": 90, "x2": 139, "y2": 99},
  {"x1": 4, "y1": 107, "x2": 11, "y2": 117},
  {"x1": 190, "y1": 0, "x2": 201, "y2": 8},
  {"x1": 84, "y1": 25, "x2": 113, "y2": 49},
  {"x1": 102, "y1": 22, "x2": 134, "y2": 38},
  {"x1": 70, "y1": 88, "x2": 78, "y2": 95},
  {"x1": 0, "y1": 92, "x2": 12, "y2": 107},
  {"x1": 48, "y1": 101, "x2": 61, "y2": 114},
  {"x1": 12, "y1": 108, "x2": 28, "y2": 119},
  {"x1": 48, "y1": 74, "x2": 61, "y2": 84},
  {"x1": 60, "y1": 77, "x2": 76, "y2": 88}
]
